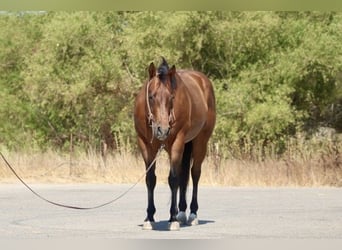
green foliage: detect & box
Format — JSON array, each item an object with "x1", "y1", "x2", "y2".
[
  {"x1": 21, "y1": 12, "x2": 133, "y2": 149},
  {"x1": 0, "y1": 11, "x2": 341, "y2": 157},
  {"x1": 0, "y1": 13, "x2": 47, "y2": 149}
]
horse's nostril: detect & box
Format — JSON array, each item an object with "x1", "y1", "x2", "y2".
[{"x1": 157, "y1": 126, "x2": 162, "y2": 136}]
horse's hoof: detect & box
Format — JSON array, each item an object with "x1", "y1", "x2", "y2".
[
  {"x1": 187, "y1": 213, "x2": 199, "y2": 226},
  {"x1": 168, "y1": 221, "x2": 180, "y2": 231},
  {"x1": 142, "y1": 221, "x2": 155, "y2": 230},
  {"x1": 176, "y1": 211, "x2": 187, "y2": 225}
]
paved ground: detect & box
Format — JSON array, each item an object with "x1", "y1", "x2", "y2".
[{"x1": 0, "y1": 184, "x2": 341, "y2": 239}]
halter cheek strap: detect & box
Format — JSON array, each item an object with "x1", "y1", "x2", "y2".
[{"x1": 146, "y1": 79, "x2": 154, "y2": 127}]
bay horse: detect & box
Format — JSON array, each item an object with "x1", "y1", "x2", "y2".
[{"x1": 134, "y1": 57, "x2": 216, "y2": 230}]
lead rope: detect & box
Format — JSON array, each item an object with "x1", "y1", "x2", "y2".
[{"x1": 0, "y1": 144, "x2": 165, "y2": 210}]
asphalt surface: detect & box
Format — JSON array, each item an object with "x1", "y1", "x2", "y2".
[{"x1": 0, "y1": 184, "x2": 341, "y2": 239}]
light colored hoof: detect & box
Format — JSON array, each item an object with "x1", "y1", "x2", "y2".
[
  {"x1": 168, "y1": 221, "x2": 180, "y2": 231},
  {"x1": 176, "y1": 211, "x2": 187, "y2": 225},
  {"x1": 187, "y1": 213, "x2": 199, "y2": 226},
  {"x1": 142, "y1": 221, "x2": 155, "y2": 230}
]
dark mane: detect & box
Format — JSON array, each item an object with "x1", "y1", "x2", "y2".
[{"x1": 157, "y1": 57, "x2": 169, "y2": 83}]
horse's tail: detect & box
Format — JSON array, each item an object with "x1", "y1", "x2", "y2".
[{"x1": 181, "y1": 141, "x2": 193, "y2": 185}]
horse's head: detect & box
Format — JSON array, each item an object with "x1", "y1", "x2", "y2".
[{"x1": 146, "y1": 57, "x2": 177, "y2": 141}]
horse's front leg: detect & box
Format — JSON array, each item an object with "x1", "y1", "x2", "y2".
[
  {"x1": 168, "y1": 168, "x2": 179, "y2": 230},
  {"x1": 144, "y1": 161, "x2": 156, "y2": 230},
  {"x1": 167, "y1": 138, "x2": 185, "y2": 230},
  {"x1": 138, "y1": 137, "x2": 158, "y2": 230}
]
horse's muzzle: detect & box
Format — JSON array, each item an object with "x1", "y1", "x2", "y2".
[{"x1": 154, "y1": 126, "x2": 171, "y2": 141}]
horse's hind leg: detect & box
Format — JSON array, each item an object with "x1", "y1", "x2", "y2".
[
  {"x1": 176, "y1": 141, "x2": 192, "y2": 225},
  {"x1": 188, "y1": 136, "x2": 210, "y2": 226},
  {"x1": 167, "y1": 138, "x2": 186, "y2": 230}
]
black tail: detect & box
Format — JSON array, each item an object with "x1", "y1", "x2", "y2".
[
  {"x1": 177, "y1": 141, "x2": 193, "y2": 212},
  {"x1": 182, "y1": 141, "x2": 192, "y2": 169},
  {"x1": 181, "y1": 141, "x2": 192, "y2": 186}
]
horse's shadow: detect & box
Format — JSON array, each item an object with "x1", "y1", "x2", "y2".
[{"x1": 138, "y1": 219, "x2": 215, "y2": 231}]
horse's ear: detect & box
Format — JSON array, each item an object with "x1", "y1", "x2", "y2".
[
  {"x1": 169, "y1": 65, "x2": 177, "y2": 90},
  {"x1": 148, "y1": 62, "x2": 156, "y2": 79}
]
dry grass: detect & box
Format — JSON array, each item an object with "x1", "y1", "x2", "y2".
[
  {"x1": 0, "y1": 149, "x2": 171, "y2": 184},
  {"x1": 1, "y1": 138, "x2": 341, "y2": 187}
]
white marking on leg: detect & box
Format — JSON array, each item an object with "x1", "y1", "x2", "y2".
[
  {"x1": 142, "y1": 221, "x2": 155, "y2": 230},
  {"x1": 187, "y1": 213, "x2": 199, "y2": 226},
  {"x1": 168, "y1": 221, "x2": 180, "y2": 231},
  {"x1": 176, "y1": 211, "x2": 187, "y2": 225}
]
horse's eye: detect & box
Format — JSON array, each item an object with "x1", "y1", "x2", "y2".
[{"x1": 149, "y1": 95, "x2": 154, "y2": 102}]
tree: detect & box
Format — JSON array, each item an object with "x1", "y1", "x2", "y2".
[
  {"x1": 0, "y1": 12, "x2": 47, "y2": 149},
  {"x1": 22, "y1": 12, "x2": 131, "y2": 149},
  {"x1": 1, "y1": 11, "x2": 341, "y2": 155}
]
